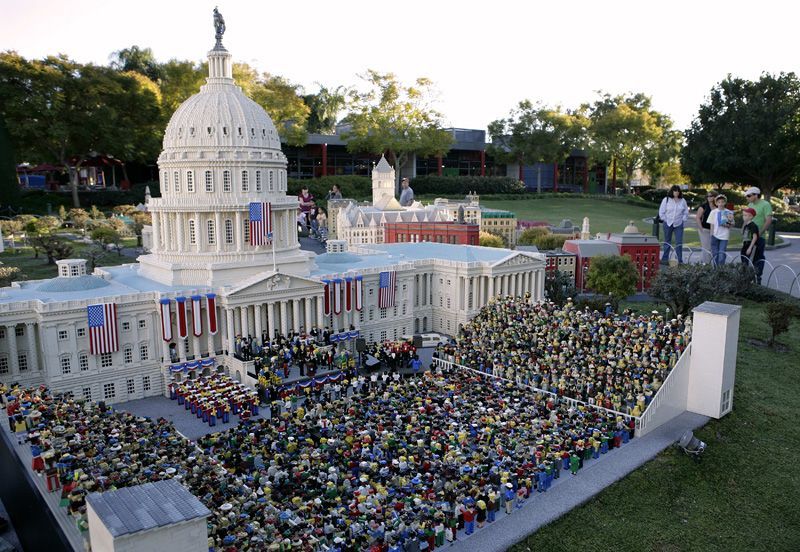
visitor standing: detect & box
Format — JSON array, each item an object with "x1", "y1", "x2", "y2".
[
  {"x1": 658, "y1": 185, "x2": 689, "y2": 264},
  {"x1": 740, "y1": 207, "x2": 760, "y2": 267},
  {"x1": 298, "y1": 186, "x2": 315, "y2": 217},
  {"x1": 745, "y1": 187, "x2": 773, "y2": 284},
  {"x1": 708, "y1": 194, "x2": 732, "y2": 265},
  {"x1": 695, "y1": 190, "x2": 716, "y2": 263},
  {"x1": 399, "y1": 178, "x2": 414, "y2": 206},
  {"x1": 326, "y1": 184, "x2": 343, "y2": 200}
]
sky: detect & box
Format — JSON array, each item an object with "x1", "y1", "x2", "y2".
[{"x1": 3, "y1": 0, "x2": 799, "y2": 133}]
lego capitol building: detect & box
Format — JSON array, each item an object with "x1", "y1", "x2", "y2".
[{"x1": 0, "y1": 25, "x2": 545, "y2": 404}]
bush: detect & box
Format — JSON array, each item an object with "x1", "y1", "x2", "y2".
[
  {"x1": 574, "y1": 295, "x2": 613, "y2": 313},
  {"x1": 764, "y1": 302, "x2": 800, "y2": 346},
  {"x1": 650, "y1": 263, "x2": 728, "y2": 316},
  {"x1": 410, "y1": 176, "x2": 525, "y2": 196},
  {"x1": 287, "y1": 176, "x2": 372, "y2": 202},
  {"x1": 585, "y1": 255, "x2": 638, "y2": 303},
  {"x1": 533, "y1": 234, "x2": 570, "y2": 250},
  {"x1": 479, "y1": 232, "x2": 505, "y2": 248},
  {"x1": 777, "y1": 213, "x2": 800, "y2": 232},
  {"x1": 518, "y1": 226, "x2": 551, "y2": 245}
]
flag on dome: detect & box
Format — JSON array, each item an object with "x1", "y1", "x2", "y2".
[
  {"x1": 378, "y1": 270, "x2": 397, "y2": 308},
  {"x1": 87, "y1": 303, "x2": 118, "y2": 355},
  {"x1": 249, "y1": 202, "x2": 272, "y2": 246}
]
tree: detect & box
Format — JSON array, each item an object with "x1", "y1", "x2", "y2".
[
  {"x1": 91, "y1": 225, "x2": 122, "y2": 256},
  {"x1": 517, "y1": 226, "x2": 551, "y2": 246},
  {"x1": 545, "y1": 270, "x2": 576, "y2": 306},
  {"x1": 159, "y1": 59, "x2": 205, "y2": 116},
  {"x1": 0, "y1": 116, "x2": 19, "y2": 207},
  {"x1": 584, "y1": 92, "x2": 679, "y2": 190},
  {"x1": 764, "y1": 302, "x2": 800, "y2": 347},
  {"x1": 649, "y1": 264, "x2": 721, "y2": 316},
  {"x1": 342, "y1": 70, "x2": 454, "y2": 191},
  {"x1": 0, "y1": 52, "x2": 162, "y2": 206},
  {"x1": 67, "y1": 208, "x2": 91, "y2": 232},
  {"x1": 682, "y1": 73, "x2": 800, "y2": 199},
  {"x1": 304, "y1": 85, "x2": 348, "y2": 134},
  {"x1": 479, "y1": 232, "x2": 505, "y2": 248},
  {"x1": 251, "y1": 74, "x2": 310, "y2": 146},
  {"x1": 23, "y1": 215, "x2": 61, "y2": 259},
  {"x1": 0, "y1": 264, "x2": 22, "y2": 287},
  {"x1": 488, "y1": 101, "x2": 587, "y2": 192},
  {"x1": 585, "y1": 255, "x2": 638, "y2": 304},
  {"x1": 109, "y1": 46, "x2": 164, "y2": 82}
]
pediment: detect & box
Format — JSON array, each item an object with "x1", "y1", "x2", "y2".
[
  {"x1": 224, "y1": 270, "x2": 322, "y2": 300},
  {"x1": 492, "y1": 252, "x2": 544, "y2": 270}
]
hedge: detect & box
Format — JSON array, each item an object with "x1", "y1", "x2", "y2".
[
  {"x1": 410, "y1": 176, "x2": 525, "y2": 196},
  {"x1": 287, "y1": 176, "x2": 372, "y2": 202},
  {"x1": 10, "y1": 182, "x2": 158, "y2": 216}
]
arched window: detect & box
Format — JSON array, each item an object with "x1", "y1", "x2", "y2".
[
  {"x1": 60, "y1": 354, "x2": 72, "y2": 375},
  {"x1": 269, "y1": 170, "x2": 274, "y2": 191},
  {"x1": 173, "y1": 171, "x2": 180, "y2": 192},
  {"x1": 186, "y1": 170, "x2": 195, "y2": 192},
  {"x1": 255, "y1": 170, "x2": 262, "y2": 192},
  {"x1": 79, "y1": 352, "x2": 89, "y2": 371},
  {"x1": 188, "y1": 220, "x2": 197, "y2": 245},
  {"x1": 223, "y1": 170, "x2": 232, "y2": 192},
  {"x1": 204, "y1": 171, "x2": 213, "y2": 192},
  {"x1": 123, "y1": 344, "x2": 133, "y2": 365},
  {"x1": 241, "y1": 170, "x2": 249, "y2": 192},
  {"x1": 225, "y1": 219, "x2": 234, "y2": 244}
]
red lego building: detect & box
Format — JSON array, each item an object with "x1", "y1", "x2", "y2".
[
  {"x1": 384, "y1": 221, "x2": 479, "y2": 245},
  {"x1": 564, "y1": 222, "x2": 661, "y2": 292},
  {"x1": 600, "y1": 223, "x2": 661, "y2": 291}
]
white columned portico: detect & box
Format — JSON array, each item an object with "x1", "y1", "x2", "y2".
[
  {"x1": 240, "y1": 305, "x2": 249, "y2": 338},
  {"x1": 267, "y1": 302, "x2": 276, "y2": 340},
  {"x1": 25, "y1": 323, "x2": 38, "y2": 371},
  {"x1": 488, "y1": 275, "x2": 495, "y2": 298},
  {"x1": 279, "y1": 301, "x2": 288, "y2": 336},
  {"x1": 292, "y1": 300, "x2": 300, "y2": 333},
  {"x1": 254, "y1": 304, "x2": 263, "y2": 342},
  {"x1": 304, "y1": 299, "x2": 312, "y2": 333},
  {"x1": 226, "y1": 308, "x2": 235, "y2": 354},
  {"x1": 6, "y1": 325, "x2": 18, "y2": 375},
  {"x1": 316, "y1": 296, "x2": 324, "y2": 329}
]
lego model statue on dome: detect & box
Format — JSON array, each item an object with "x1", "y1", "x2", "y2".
[{"x1": 213, "y1": 7, "x2": 226, "y2": 44}]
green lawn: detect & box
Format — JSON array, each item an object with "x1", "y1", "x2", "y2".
[
  {"x1": 1, "y1": 244, "x2": 134, "y2": 281},
  {"x1": 511, "y1": 298, "x2": 800, "y2": 552}
]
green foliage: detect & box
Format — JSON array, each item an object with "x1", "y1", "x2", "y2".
[
  {"x1": 518, "y1": 226, "x2": 551, "y2": 245},
  {"x1": 532, "y1": 233, "x2": 570, "y2": 250},
  {"x1": 585, "y1": 255, "x2": 638, "y2": 300},
  {"x1": 682, "y1": 72, "x2": 800, "y2": 199},
  {"x1": 487, "y1": 100, "x2": 587, "y2": 166},
  {"x1": 649, "y1": 263, "x2": 759, "y2": 316},
  {"x1": 410, "y1": 176, "x2": 524, "y2": 196},
  {"x1": 0, "y1": 264, "x2": 21, "y2": 287},
  {"x1": 109, "y1": 45, "x2": 164, "y2": 82},
  {"x1": 303, "y1": 85, "x2": 347, "y2": 134},
  {"x1": 479, "y1": 232, "x2": 505, "y2": 248},
  {"x1": 544, "y1": 270, "x2": 576, "y2": 306},
  {"x1": 287, "y1": 176, "x2": 372, "y2": 203},
  {"x1": 0, "y1": 116, "x2": 19, "y2": 207},
  {"x1": 764, "y1": 301, "x2": 800, "y2": 346},
  {"x1": 342, "y1": 70, "x2": 454, "y2": 187},
  {"x1": 584, "y1": 92, "x2": 681, "y2": 189}
]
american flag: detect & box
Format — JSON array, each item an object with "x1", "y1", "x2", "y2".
[
  {"x1": 87, "y1": 303, "x2": 118, "y2": 355},
  {"x1": 378, "y1": 270, "x2": 397, "y2": 308},
  {"x1": 249, "y1": 202, "x2": 272, "y2": 246}
]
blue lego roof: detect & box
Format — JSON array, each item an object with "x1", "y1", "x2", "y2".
[{"x1": 86, "y1": 479, "x2": 211, "y2": 538}]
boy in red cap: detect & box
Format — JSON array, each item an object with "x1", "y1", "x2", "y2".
[{"x1": 740, "y1": 207, "x2": 760, "y2": 266}]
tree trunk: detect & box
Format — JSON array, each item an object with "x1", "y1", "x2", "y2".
[{"x1": 67, "y1": 160, "x2": 81, "y2": 208}]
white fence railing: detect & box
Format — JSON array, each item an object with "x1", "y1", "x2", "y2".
[
  {"x1": 636, "y1": 343, "x2": 692, "y2": 436},
  {"x1": 435, "y1": 343, "x2": 694, "y2": 438},
  {"x1": 432, "y1": 356, "x2": 638, "y2": 425}
]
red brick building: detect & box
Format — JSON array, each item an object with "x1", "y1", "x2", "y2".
[
  {"x1": 600, "y1": 224, "x2": 661, "y2": 291},
  {"x1": 384, "y1": 221, "x2": 479, "y2": 245},
  {"x1": 562, "y1": 240, "x2": 620, "y2": 291}
]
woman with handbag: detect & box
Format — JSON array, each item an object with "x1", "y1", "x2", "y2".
[{"x1": 658, "y1": 185, "x2": 689, "y2": 264}]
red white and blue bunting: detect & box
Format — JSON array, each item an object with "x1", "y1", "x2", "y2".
[
  {"x1": 333, "y1": 278, "x2": 342, "y2": 315},
  {"x1": 345, "y1": 277, "x2": 353, "y2": 313},
  {"x1": 176, "y1": 296, "x2": 188, "y2": 339},
  {"x1": 323, "y1": 279, "x2": 331, "y2": 316},
  {"x1": 160, "y1": 298, "x2": 172, "y2": 342},
  {"x1": 329, "y1": 330, "x2": 360, "y2": 343},
  {"x1": 277, "y1": 371, "x2": 345, "y2": 393},
  {"x1": 206, "y1": 293, "x2": 218, "y2": 335},
  {"x1": 355, "y1": 275, "x2": 363, "y2": 312},
  {"x1": 169, "y1": 357, "x2": 216, "y2": 373},
  {"x1": 190, "y1": 295, "x2": 203, "y2": 337}
]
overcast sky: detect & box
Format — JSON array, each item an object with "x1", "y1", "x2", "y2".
[{"x1": 3, "y1": 0, "x2": 798, "y2": 133}]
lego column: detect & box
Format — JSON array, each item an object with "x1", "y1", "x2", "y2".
[{"x1": 687, "y1": 302, "x2": 741, "y2": 418}]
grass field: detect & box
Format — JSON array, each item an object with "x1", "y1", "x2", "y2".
[
  {"x1": 480, "y1": 197, "x2": 758, "y2": 248},
  {"x1": 511, "y1": 298, "x2": 800, "y2": 552}
]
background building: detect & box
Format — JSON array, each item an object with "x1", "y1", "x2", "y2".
[{"x1": 384, "y1": 221, "x2": 479, "y2": 245}]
